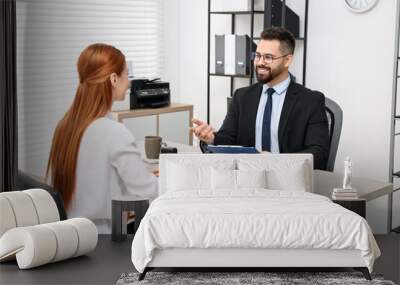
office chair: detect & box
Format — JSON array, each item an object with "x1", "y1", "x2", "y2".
[
  {"x1": 201, "y1": 96, "x2": 342, "y2": 172},
  {"x1": 324, "y1": 97, "x2": 343, "y2": 172},
  {"x1": 16, "y1": 170, "x2": 67, "y2": 220}
]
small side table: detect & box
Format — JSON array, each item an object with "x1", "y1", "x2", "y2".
[
  {"x1": 111, "y1": 200, "x2": 149, "y2": 242},
  {"x1": 333, "y1": 199, "x2": 366, "y2": 218}
]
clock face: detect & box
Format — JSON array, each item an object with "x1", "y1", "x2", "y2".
[{"x1": 345, "y1": 0, "x2": 379, "y2": 13}]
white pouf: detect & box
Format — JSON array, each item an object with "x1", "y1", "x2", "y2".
[{"x1": 0, "y1": 218, "x2": 98, "y2": 269}]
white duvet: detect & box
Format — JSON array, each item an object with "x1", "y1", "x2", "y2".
[{"x1": 131, "y1": 190, "x2": 380, "y2": 273}]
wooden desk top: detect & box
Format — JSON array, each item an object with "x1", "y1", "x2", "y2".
[{"x1": 111, "y1": 103, "x2": 193, "y2": 121}]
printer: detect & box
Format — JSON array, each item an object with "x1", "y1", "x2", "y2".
[{"x1": 130, "y1": 78, "x2": 170, "y2": 109}]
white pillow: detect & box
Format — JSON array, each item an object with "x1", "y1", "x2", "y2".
[
  {"x1": 167, "y1": 162, "x2": 210, "y2": 191},
  {"x1": 211, "y1": 168, "x2": 236, "y2": 190},
  {"x1": 210, "y1": 168, "x2": 267, "y2": 191},
  {"x1": 238, "y1": 158, "x2": 310, "y2": 192},
  {"x1": 166, "y1": 159, "x2": 235, "y2": 192},
  {"x1": 236, "y1": 169, "x2": 267, "y2": 189},
  {"x1": 265, "y1": 161, "x2": 308, "y2": 191}
]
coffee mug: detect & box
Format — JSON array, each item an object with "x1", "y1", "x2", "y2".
[{"x1": 144, "y1": 136, "x2": 166, "y2": 159}]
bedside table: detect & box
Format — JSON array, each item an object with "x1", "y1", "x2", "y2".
[
  {"x1": 332, "y1": 199, "x2": 366, "y2": 218},
  {"x1": 112, "y1": 200, "x2": 149, "y2": 242}
]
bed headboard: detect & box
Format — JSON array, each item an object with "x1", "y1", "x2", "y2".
[{"x1": 158, "y1": 153, "x2": 314, "y2": 195}]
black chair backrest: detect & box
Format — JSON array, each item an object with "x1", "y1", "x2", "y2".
[
  {"x1": 16, "y1": 170, "x2": 67, "y2": 220},
  {"x1": 227, "y1": 96, "x2": 233, "y2": 112},
  {"x1": 324, "y1": 97, "x2": 343, "y2": 172}
]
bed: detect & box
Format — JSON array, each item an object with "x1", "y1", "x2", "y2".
[{"x1": 131, "y1": 154, "x2": 380, "y2": 280}]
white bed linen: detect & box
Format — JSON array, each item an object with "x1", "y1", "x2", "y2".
[{"x1": 131, "y1": 190, "x2": 380, "y2": 273}]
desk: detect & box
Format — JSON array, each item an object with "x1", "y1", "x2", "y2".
[
  {"x1": 138, "y1": 140, "x2": 200, "y2": 172},
  {"x1": 112, "y1": 103, "x2": 194, "y2": 145},
  {"x1": 314, "y1": 170, "x2": 393, "y2": 202},
  {"x1": 314, "y1": 170, "x2": 394, "y2": 233}
]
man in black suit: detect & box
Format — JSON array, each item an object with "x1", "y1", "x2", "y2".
[{"x1": 192, "y1": 27, "x2": 329, "y2": 170}]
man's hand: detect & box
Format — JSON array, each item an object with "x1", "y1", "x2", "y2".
[{"x1": 190, "y1": 118, "x2": 215, "y2": 144}]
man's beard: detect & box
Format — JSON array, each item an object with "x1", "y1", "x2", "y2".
[{"x1": 255, "y1": 64, "x2": 282, "y2": 84}]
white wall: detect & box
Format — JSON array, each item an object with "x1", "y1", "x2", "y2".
[
  {"x1": 164, "y1": 0, "x2": 400, "y2": 233},
  {"x1": 163, "y1": 0, "x2": 208, "y2": 127},
  {"x1": 306, "y1": 0, "x2": 398, "y2": 233},
  {"x1": 162, "y1": 0, "x2": 181, "y2": 103}
]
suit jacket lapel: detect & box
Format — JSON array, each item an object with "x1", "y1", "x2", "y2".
[
  {"x1": 249, "y1": 83, "x2": 263, "y2": 144},
  {"x1": 278, "y1": 81, "x2": 300, "y2": 144}
]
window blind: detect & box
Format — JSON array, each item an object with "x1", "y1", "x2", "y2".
[{"x1": 17, "y1": 0, "x2": 164, "y2": 178}]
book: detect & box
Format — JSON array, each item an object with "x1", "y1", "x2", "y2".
[
  {"x1": 333, "y1": 188, "x2": 358, "y2": 193},
  {"x1": 205, "y1": 145, "x2": 259, "y2": 154},
  {"x1": 332, "y1": 196, "x2": 360, "y2": 200},
  {"x1": 332, "y1": 193, "x2": 359, "y2": 197},
  {"x1": 333, "y1": 190, "x2": 357, "y2": 194},
  {"x1": 332, "y1": 193, "x2": 359, "y2": 200}
]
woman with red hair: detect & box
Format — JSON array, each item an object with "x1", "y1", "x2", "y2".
[{"x1": 47, "y1": 43, "x2": 157, "y2": 233}]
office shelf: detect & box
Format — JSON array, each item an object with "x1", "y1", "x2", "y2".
[
  {"x1": 393, "y1": 171, "x2": 400, "y2": 178},
  {"x1": 253, "y1": 36, "x2": 305, "y2": 40},
  {"x1": 210, "y1": 11, "x2": 264, "y2": 15},
  {"x1": 210, "y1": 73, "x2": 251, "y2": 78},
  {"x1": 207, "y1": 0, "x2": 309, "y2": 123}
]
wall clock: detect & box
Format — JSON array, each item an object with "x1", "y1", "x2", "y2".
[{"x1": 344, "y1": 0, "x2": 379, "y2": 13}]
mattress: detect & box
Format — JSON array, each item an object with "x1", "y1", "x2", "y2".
[{"x1": 131, "y1": 190, "x2": 380, "y2": 273}]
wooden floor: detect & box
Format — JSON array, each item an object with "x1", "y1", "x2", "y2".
[
  {"x1": 0, "y1": 234, "x2": 399, "y2": 285},
  {"x1": 373, "y1": 234, "x2": 400, "y2": 284}
]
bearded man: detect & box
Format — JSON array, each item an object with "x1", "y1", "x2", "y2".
[{"x1": 191, "y1": 27, "x2": 329, "y2": 170}]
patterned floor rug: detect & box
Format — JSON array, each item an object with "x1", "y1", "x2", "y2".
[{"x1": 116, "y1": 271, "x2": 396, "y2": 285}]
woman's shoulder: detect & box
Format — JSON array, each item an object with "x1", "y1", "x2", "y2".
[{"x1": 86, "y1": 116, "x2": 134, "y2": 141}]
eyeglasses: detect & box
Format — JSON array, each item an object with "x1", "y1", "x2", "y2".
[{"x1": 252, "y1": 52, "x2": 290, "y2": 64}]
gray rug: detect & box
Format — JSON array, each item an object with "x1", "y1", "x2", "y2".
[{"x1": 116, "y1": 271, "x2": 396, "y2": 285}]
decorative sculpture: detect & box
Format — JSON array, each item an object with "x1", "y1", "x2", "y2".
[
  {"x1": 332, "y1": 156, "x2": 358, "y2": 200},
  {"x1": 342, "y1": 156, "x2": 353, "y2": 190}
]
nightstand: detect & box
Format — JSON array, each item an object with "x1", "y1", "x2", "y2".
[
  {"x1": 111, "y1": 200, "x2": 149, "y2": 242},
  {"x1": 332, "y1": 199, "x2": 366, "y2": 218}
]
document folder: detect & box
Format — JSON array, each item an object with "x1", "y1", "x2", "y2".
[{"x1": 205, "y1": 145, "x2": 259, "y2": 154}]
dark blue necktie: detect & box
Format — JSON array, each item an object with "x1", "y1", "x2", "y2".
[{"x1": 261, "y1": 88, "x2": 275, "y2": 151}]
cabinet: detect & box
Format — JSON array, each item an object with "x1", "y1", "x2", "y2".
[
  {"x1": 207, "y1": 0, "x2": 309, "y2": 125},
  {"x1": 111, "y1": 103, "x2": 194, "y2": 145},
  {"x1": 333, "y1": 199, "x2": 366, "y2": 218}
]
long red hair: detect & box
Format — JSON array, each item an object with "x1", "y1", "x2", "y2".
[{"x1": 46, "y1": 43, "x2": 125, "y2": 210}]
